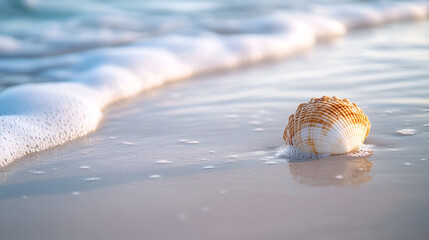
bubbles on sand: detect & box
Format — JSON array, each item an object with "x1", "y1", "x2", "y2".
[
  {"x1": 178, "y1": 139, "x2": 199, "y2": 144},
  {"x1": 155, "y1": 160, "x2": 171, "y2": 164},
  {"x1": 122, "y1": 141, "x2": 136, "y2": 145},
  {"x1": 253, "y1": 128, "x2": 264, "y2": 132},
  {"x1": 403, "y1": 162, "x2": 411, "y2": 166},
  {"x1": 78, "y1": 166, "x2": 91, "y2": 169},
  {"x1": 381, "y1": 109, "x2": 400, "y2": 117},
  {"x1": 384, "y1": 109, "x2": 400, "y2": 114},
  {"x1": 335, "y1": 175, "x2": 344, "y2": 179},
  {"x1": 29, "y1": 170, "x2": 45, "y2": 175},
  {"x1": 420, "y1": 158, "x2": 427, "y2": 161},
  {"x1": 346, "y1": 144, "x2": 373, "y2": 158},
  {"x1": 260, "y1": 155, "x2": 276, "y2": 162},
  {"x1": 71, "y1": 191, "x2": 81, "y2": 196},
  {"x1": 84, "y1": 177, "x2": 100, "y2": 182},
  {"x1": 387, "y1": 148, "x2": 399, "y2": 152},
  {"x1": 276, "y1": 146, "x2": 329, "y2": 160},
  {"x1": 396, "y1": 129, "x2": 416, "y2": 136},
  {"x1": 148, "y1": 174, "x2": 162, "y2": 179},
  {"x1": 202, "y1": 165, "x2": 215, "y2": 170},
  {"x1": 227, "y1": 155, "x2": 238, "y2": 163}
]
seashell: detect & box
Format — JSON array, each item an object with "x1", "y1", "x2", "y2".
[{"x1": 283, "y1": 96, "x2": 370, "y2": 155}]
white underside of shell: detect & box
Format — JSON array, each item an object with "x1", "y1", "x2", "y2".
[{"x1": 290, "y1": 120, "x2": 368, "y2": 155}]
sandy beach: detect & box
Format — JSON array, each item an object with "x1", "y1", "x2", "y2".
[{"x1": 1, "y1": 16, "x2": 429, "y2": 240}]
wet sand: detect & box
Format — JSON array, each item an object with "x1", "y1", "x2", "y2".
[{"x1": 0, "y1": 22, "x2": 429, "y2": 240}]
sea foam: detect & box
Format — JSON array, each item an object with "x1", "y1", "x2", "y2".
[{"x1": 0, "y1": 2, "x2": 428, "y2": 167}]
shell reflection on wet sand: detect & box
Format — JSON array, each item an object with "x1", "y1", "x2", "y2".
[
  {"x1": 288, "y1": 156, "x2": 373, "y2": 186},
  {"x1": 284, "y1": 96, "x2": 370, "y2": 155}
]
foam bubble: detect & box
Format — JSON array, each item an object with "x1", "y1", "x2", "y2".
[
  {"x1": 277, "y1": 144, "x2": 372, "y2": 160},
  {"x1": 29, "y1": 170, "x2": 45, "y2": 175},
  {"x1": 155, "y1": 160, "x2": 171, "y2": 164},
  {"x1": 202, "y1": 165, "x2": 215, "y2": 170},
  {"x1": 84, "y1": 177, "x2": 100, "y2": 182},
  {"x1": 276, "y1": 146, "x2": 329, "y2": 160},
  {"x1": 253, "y1": 128, "x2": 264, "y2": 132},
  {"x1": 397, "y1": 129, "x2": 417, "y2": 136},
  {"x1": 346, "y1": 144, "x2": 373, "y2": 158},
  {"x1": 148, "y1": 174, "x2": 162, "y2": 179}
]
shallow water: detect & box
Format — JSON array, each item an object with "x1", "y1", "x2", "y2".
[{"x1": 0, "y1": 19, "x2": 429, "y2": 239}]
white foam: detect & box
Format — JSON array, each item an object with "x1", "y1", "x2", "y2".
[
  {"x1": 148, "y1": 174, "x2": 161, "y2": 179},
  {"x1": 155, "y1": 160, "x2": 171, "y2": 164},
  {"x1": 397, "y1": 129, "x2": 417, "y2": 136},
  {"x1": 0, "y1": 2, "x2": 428, "y2": 167},
  {"x1": 84, "y1": 177, "x2": 100, "y2": 182},
  {"x1": 276, "y1": 146, "x2": 329, "y2": 160},
  {"x1": 276, "y1": 144, "x2": 372, "y2": 160},
  {"x1": 202, "y1": 165, "x2": 215, "y2": 170}
]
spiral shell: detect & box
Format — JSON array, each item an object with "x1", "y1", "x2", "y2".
[{"x1": 283, "y1": 96, "x2": 370, "y2": 155}]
